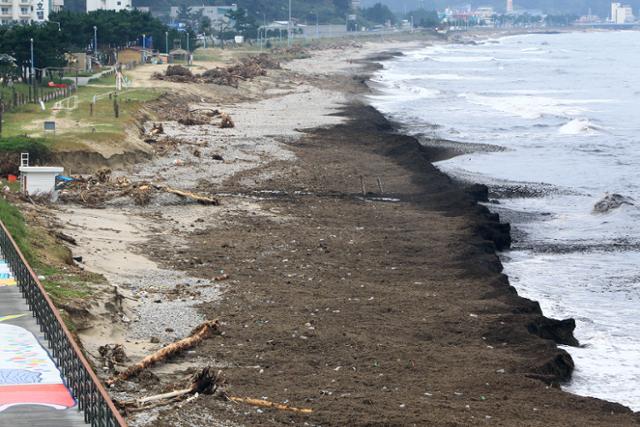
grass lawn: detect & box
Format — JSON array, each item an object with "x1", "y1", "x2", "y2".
[
  {"x1": 0, "y1": 73, "x2": 162, "y2": 151},
  {"x1": 0, "y1": 82, "x2": 63, "y2": 105}
]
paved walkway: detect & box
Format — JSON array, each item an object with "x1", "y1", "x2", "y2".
[{"x1": 0, "y1": 258, "x2": 87, "y2": 426}]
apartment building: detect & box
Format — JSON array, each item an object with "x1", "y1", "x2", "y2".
[
  {"x1": 0, "y1": 0, "x2": 62, "y2": 25},
  {"x1": 86, "y1": 0, "x2": 131, "y2": 13},
  {"x1": 169, "y1": 4, "x2": 237, "y2": 24}
]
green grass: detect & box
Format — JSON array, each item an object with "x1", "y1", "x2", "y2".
[
  {"x1": 0, "y1": 196, "x2": 101, "y2": 311},
  {"x1": 43, "y1": 277, "x2": 91, "y2": 302},
  {"x1": 0, "y1": 197, "x2": 33, "y2": 263},
  {"x1": 87, "y1": 74, "x2": 116, "y2": 85},
  {"x1": 0, "y1": 79, "x2": 162, "y2": 150},
  {"x1": 0, "y1": 82, "x2": 62, "y2": 104}
]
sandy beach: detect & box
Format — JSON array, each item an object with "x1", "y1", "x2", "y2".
[{"x1": 48, "y1": 35, "x2": 640, "y2": 426}]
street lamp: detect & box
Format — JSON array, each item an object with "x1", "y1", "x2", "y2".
[
  {"x1": 93, "y1": 25, "x2": 97, "y2": 54},
  {"x1": 142, "y1": 33, "x2": 146, "y2": 62},
  {"x1": 30, "y1": 38, "x2": 34, "y2": 82},
  {"x1": 288, "y1": 0, "x2": 292, "y2": 47},
  {"x1": 165, "y1": 31, "x2": 169, "y2": 55}
]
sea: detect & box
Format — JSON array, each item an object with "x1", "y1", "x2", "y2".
[{"x1": 368, "y1": 31, "x2": 640, "y2": 410}]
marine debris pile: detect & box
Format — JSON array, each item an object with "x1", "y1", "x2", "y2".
[
  {"x1": 58, "y1": 167, "x2": 219, "y2": 208},
  {"x1": 153, "y1": 54, "x2": 281, "y2": 88}
]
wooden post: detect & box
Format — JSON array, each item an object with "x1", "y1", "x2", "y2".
[
  {"x1": 377, "y1": 177, "x2": 384, "y2": 194},
  {"x1": 360, "y1": 176, "x2": 366, "y2": 197},
  {"x1": 113, "y1": 97, "x2": 119, "y2": 118},
  {"x1": 0, "y1": 101, "x2": 4, "y2": 138},
  {"x1": 90, "y1": 102, "x2": 93, "y2": 116}
]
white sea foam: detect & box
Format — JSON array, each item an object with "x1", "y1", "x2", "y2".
[
  {"x1": 369, "y1": 31, "x2": 640, "y2": 411},
  {"x1": 559, "y1": 118, "x2": 603, "y2": 135},
  {"x1": 461, "y1": 93, "x2": 589, "y2": 119},
  {"x1": 426, "y1": 55, "x2": 497, "y2": 63},
  {"x1": 421, "y1": 73, "x2": 493, "y2": 81}
]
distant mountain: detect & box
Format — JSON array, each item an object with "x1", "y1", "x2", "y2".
[
  {"x1": 361, "y1": 0, "x2": 639, "y2": 17},
  {"x1": 129, "y1": 0, "x2": 638, "y2": 19}
]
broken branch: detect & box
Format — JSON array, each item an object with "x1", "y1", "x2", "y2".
[
  {"x1": 154, "y1": 185, "x2": 219, "y2": 206},
  {"x1": 108, "y1": 320, "x2": 220, "y2": 385},
  {"x1": 228, "y1": 396, "x2": 313, "y2": 414}
]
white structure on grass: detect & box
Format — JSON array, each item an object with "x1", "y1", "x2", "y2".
[
  {"x1": 86, "y1": 0, "x2": 131, "y2": 13},
  {"x1": 19, "y1": 166, "x2": 64, "y2": 201}
]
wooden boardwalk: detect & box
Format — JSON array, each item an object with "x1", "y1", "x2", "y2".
[{"x1": 0, "y1": 258, "x2": 87, "y2": 426}]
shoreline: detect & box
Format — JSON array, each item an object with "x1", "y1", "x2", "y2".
[
  {"x1": 357, "y1": 51, "x2": 579, "y2": 376},
  {"x1": 44, "y1": 36, "x2": 640, "y2": 425},
  {"x1": 365, "y1": 32, "x2": 640, "y2": 414}
]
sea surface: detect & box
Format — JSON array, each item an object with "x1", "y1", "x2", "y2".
[{"x1": 369, "y1": 31, "x2": 640, "y2": 410}]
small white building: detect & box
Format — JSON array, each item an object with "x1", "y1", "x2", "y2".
[
  {"x1": 19, "y1": 166, "x2": 64, "y2": 202},
  {"x1": 86, "y1": 0, "x2": 132, "y2": 13}
]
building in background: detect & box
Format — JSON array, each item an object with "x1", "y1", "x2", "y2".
[
  {"x1": 351, "y1": 0, "x2": 361, "y2": 10},
  {"x1": 86, "y1": 0, "x2": 132, "y2": 13},
  {"x1": 0, "y1": 0, "x2": 58, "y2": 25},
  {"x1": 506, "y1": 0, "x2": 514, "y2": 13},
  {"x1": 475, "y1": 6, "x2": 495, "y2": 24},
  {"x1": 52, "y1": 0, "x2": 64, "y2": 13},
  {"x1": 169, "y1": 5, "x2": 237, "y2": 25},
  {"x1": 611, "y1": 2, "x2": 635, "y2": 23}
]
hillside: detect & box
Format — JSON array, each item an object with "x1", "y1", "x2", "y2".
[{"x1": 362, "y1": 0, "x2": 635, "y2": 17}]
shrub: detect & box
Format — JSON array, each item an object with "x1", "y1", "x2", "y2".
[{"x1": 0, "y1": 136, "x2": 51, "y2": 176}]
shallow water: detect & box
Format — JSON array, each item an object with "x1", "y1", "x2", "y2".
[{"x1": 369, "y1": 31, "x2": 640, "y2": 410}]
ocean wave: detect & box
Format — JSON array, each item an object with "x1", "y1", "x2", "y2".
[
  {"x1": 460, "y1": 93, "x2": 612, "y2": 120},
  {"x1": 425, "y1": 55, "x2": 497, "y2": 63},
  {"x1": 559, "y1": 118, "x2": 604, "y2": 135},
  {"x1": 421, "y1": 73, "x2": 492, "y2": 81}
]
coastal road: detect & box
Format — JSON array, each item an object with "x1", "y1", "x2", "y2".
[{"x1": 0, "y1": 256, "x2": 86, "y2": 426}]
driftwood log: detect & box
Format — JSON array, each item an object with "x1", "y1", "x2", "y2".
[
  {"x1": 228, "y1": 396, "x2": 313, "y2": 414},
  {"x1": 153, "y1": 185, "x2": 219, "y2": 205},
  {"x1": 118, "y1": 367, "x2": 224, "y2": 413},
  {"x1": 108, "y1": 320, "x2": 219, "y2": 385}
]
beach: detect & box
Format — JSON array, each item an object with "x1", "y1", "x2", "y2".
[{"x1": 49, "y1": 35, "x2": 640, "y2": 425}]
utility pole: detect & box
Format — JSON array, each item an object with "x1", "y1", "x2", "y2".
[
  {"x1": 30, "y1": 38, "x2": 34, "y2": 83},
  {"x1": 166, "y1": 31, "x2": 169, "y2": 55},
  {"x1": 93, "y1": 25, "x2": 98, "y2": 71},
  {"x1": 288, "y1": 0, "x2": 292, "y2": 47}
]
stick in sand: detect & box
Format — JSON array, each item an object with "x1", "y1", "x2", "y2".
[
  {"x1": 228, "y1": 396, "x2": 313, "y2": 414},
  {"x1": 107, "y1": 320, "x2": 219, "y2": 385}
]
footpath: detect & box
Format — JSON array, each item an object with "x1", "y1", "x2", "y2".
[{"x1": 0, "y1": 254, "x2": 86, "y2": 426}]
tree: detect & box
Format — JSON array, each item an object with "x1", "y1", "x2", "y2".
[
  {"x1": 362, "y1": 3, "x2": 396, "y2": 25},
  {"x1": 226, "y1": 7, "x2": 259, "y2": 39},
  {"x1": 0, "y1": 54, "x2": 18, "y2": 84},
  {"x1": 176, "y1": 4, "x2": 192, "y2": 22},
  {"x1": 200, "y1": 16, "x2": 212, "y2": 34},
  {"x1": 407, "y1": 9, "x2": 441, "y2": 28}
]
